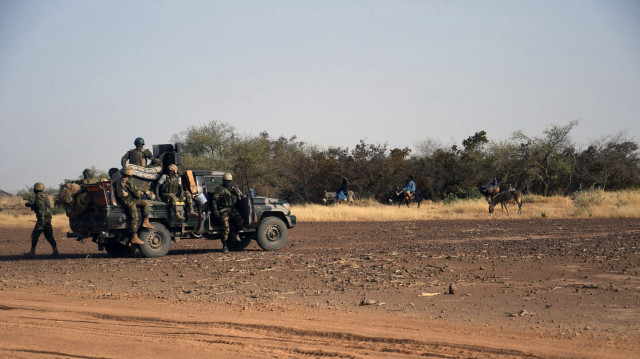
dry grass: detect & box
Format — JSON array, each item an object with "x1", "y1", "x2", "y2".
[
  {"x1": 293, "y1": 189, "x2": 640, "y2": 222},
  {"x1": 0, "y1": 194, "x2": 70, "y2": 230},
  {"x1": 2, "y1": 190, "x2": 639, "y2": 227}
]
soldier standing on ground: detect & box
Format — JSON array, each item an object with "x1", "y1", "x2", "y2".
[
  {"x1": 24, "y1": 182, "x2": 59, "y2": 258},
  {"x1": 211, "y1": 172, "x2": 244, "y2": 253},
  {"x1": 156, "y1": 164, "x2": 196, "y2": 221},
  {"x1": 115, "y1": 167, "x2": 154, "y2": 245},
  {"x1": 121, "y1": 137, "x2": 157, "y2": 167}
]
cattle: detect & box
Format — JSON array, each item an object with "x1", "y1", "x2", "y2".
[
  {"x1": 323, "y1": 190, "x2": 355, "y2": 205},
  {"x1": 489, "y1": 190, "x2": 523, "y2": 216},
  {"x1": 388, "y1": 188, "x2": 423, "y2": 208}
]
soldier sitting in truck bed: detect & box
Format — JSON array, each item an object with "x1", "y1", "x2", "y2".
[
  {"x1": 121, "y1": 137, "x2": 158, "y2": 168},
  {"x1": 155, "y1": 164, "x2": 196, "y2": 222},
  {"x1": 116, "y1": 167, "x2": 155, "y2": 244}
]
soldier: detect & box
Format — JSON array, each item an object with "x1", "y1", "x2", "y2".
[
  {"x1": 155, "y1": 164, "x2": 196, "y2": 221},
  {"x1": 115, "y1": 167, "x2": 154, "y2": 245},
  {"x1": 77, "y1": 168, "x2": 98, "y2": 185},
  {"x1": 211, "y1": 172, "x2": 244, "y2": 253},
  {"x1": 121, "y1": 137, "x2": 157, "y2": 168},
  {"x1": 24, "y1": 182, "x2": 59, "y2": 258}
]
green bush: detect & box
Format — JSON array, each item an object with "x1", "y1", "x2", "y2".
[
  {"x1": 456, "y1": 186, "x2": 483, "y2": 200},
  {"x1": 571, "y1": 189, "x2": 605, "y2": 215},
  {"x1": 443, "y1": 192, "x2": 458, "y2": 205}
]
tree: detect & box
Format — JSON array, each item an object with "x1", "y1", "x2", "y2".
[
  {"x1": 174, "y1": 120, "x2": 238, "y2": 171},
  {"x1": 512, "y1": 121, "x2": 578, "y2": 196},
  {"x1": 575, "y1": 133, "x2": 640, "y2": 190}
]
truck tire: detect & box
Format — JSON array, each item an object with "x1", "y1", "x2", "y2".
[
  {"x1": 227, "y1": 234, "x2": 253, "y2": 251},
  {"x1": 104, "y1": 242, "x2": 136, "y2": 258},
  {"x1": 256, "y1": 217, "x2": 288, "y2": 251},
  {"x1": 139, "y1": 223, "x2": 172, "y2": 258}
]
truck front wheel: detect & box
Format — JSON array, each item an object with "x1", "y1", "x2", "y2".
[
  {"x1": 256, "y1": 217, "x2": 288, "y2": 251},
  {"x1": 139, "y1": 222, "x2": 172, "y2": 258}
]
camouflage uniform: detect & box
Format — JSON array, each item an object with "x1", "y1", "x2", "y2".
[
  {"x1": 157, "y1": 171, "x2": 194, "y2": 221},
  {"x1": 115, "y1": 174, "x2": 153, "y2": 243},
  {"x1": 211, "y1": 176, "x2": 244, "y2": 253},
  {"x1": 78, "y1": 168, "x2": 98, "y2": 185},
  {"x1": 121, "y1": 148, "x2": 155, "y2": 167},
  {"x1": 121, "y1": 137, "x2": 156, "y2": 167},
  {"x1": 26, "y1": 184, "x2": 58, "y2": 257}
]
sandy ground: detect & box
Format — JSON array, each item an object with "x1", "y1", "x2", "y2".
[{"x1": 1, "y1": 218, "x2": 639, "y2": 358}]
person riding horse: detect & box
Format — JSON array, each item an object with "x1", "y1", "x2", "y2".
[
  {"x1": 401, "y1": 175, "x2": 416, "y2": 198},
  {"x1": 336, "y1": 177, "x2": 349, "y2": 203}
]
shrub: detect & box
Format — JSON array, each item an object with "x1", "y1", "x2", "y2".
[{"x1": 571, "y1": 189, "x2": 605, "y2": 215}]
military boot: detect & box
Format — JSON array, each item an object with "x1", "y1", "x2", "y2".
[
  {"x1": 221, "y1": 240, "x2": 229, "y2": 254},
  {"x1": 51, "y1": 245, "x2": 60, "y2": 258},
  {"x1": 174, "y1": 211, "x2": 185, "y2": 222},
  {"x1": 24, "y1": 247, "x2": 36, "y2": 258},
  {"x1": 131, "y1": 233, "x2": 144, "y2": 245},
  {"x1": 141, "y1": 218, "x2": 155, "y2": 229}
]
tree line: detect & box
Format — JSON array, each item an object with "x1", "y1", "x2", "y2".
[{"x1": 172, "y1": 120, "x2": 640, "y2": 204}]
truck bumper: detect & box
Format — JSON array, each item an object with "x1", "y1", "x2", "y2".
[{"x1": 286, "y1": 215, "x2": 297, "y2": 228}]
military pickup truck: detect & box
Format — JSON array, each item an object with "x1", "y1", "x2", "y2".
[{"x1": 66, "y1": 148, "x2": 296, "y2": 258}]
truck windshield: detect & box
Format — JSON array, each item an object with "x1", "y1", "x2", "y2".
[{"x1": 204, "y1": 176, "x2": 222, "y2": 194}]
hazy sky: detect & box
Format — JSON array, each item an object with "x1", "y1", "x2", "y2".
[{"x1": 1, "y1": 0, "x2": 639, "y2": 194}]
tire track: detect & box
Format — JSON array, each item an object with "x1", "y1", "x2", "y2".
[{"x1": 3, "y1": 303, "x2": 544, "y2": 358}]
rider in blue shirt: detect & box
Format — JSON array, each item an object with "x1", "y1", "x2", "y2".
[
  {"x1": 402, "y1": 175, "x2": 416, "y2": 193},
  {"x1": 336, "y1": 177, "x2": 349, "y2": 202}
]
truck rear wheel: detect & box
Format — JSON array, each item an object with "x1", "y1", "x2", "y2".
[
  {"x1": 104, "y1": 242, "x2": 136, "y2": 258},
  {"x1": 256, "y1": 217, "x2": 288, "y2": 251},
  {"x1": 139, "y1": 222, "x2": 172, "y2": 258}
]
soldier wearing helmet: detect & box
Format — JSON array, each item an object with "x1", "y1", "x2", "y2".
[
  {"x1": 155, "y1": 164, "x2": 196, "y2": 221},
  {"x1": 211, "y1": 172, "x2": 244, "y2": 253},
  {"x1": 115, "y1": 166, "x2": 155, "y2": 245},
  {"x1": 77, "y1": 168, "x2": 98, "y2": 185},
  {"x1": 24, "y1": 182, "x2": 59, "y2": 258},
  {"x1": 121, "y1": 137, "x2": 157, "y2": 168}
]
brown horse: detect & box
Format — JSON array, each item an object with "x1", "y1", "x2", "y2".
[{"x1": 489, "y1": 190, "x2": 522, "y2": 216}]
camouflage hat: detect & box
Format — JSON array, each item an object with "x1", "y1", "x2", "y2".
[
  {"x1": 168, "y1": 164, "x2": 178, "y2": 173},
  {"x1": 34, "y1": 182, "x2": 45, "y2": 191},
  {"x1": 83, "y1": 168, "x2": 94, "y2": 178},
  {"x1": 223, "y1": 172, "x2": 233, "y2": 181},
  {"x1": 134, "y1": 137, "x2": 145, "y2": 146},
  {"x1": 123, "y1": 167, "x2": 135, "y2": 176}
]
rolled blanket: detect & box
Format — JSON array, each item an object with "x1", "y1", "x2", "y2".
[{"x1": 126, "y1": 164, "x2": 163, "y2": 181}]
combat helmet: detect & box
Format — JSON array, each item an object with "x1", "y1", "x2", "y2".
[
  {"x1": 223, "y1": 172, "x2": 233, "y2": 181},
  {"x1": 134, "y1": 137, "x2": 145, "y2": 146},
  {"x1": 168, "y1": 164, "x2": 178, "y2": 173},
  {"x1": 34, "y1": 182, "x2": 45, "y2": 192},
  {"x1": 83, "y1": 168, "x2": 94, "y2": 178},
  {"x1": 123, "y1": 167, "x2": 135, "y2": 176}
]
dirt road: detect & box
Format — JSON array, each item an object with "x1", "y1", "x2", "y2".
[{"x1": 1, "y1": 218, "x2": 639, "y2": 358}]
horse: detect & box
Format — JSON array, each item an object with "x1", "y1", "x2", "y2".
[
  {"x1": 479, "y1": 186, "x2": 500, "y2": 203},
  {"x1": 489, "y1": 190, "x2": 523, "y2": 216},
  {"x1": 323, "y1": 190, "x2": 355, "y2": 205},
  {"x1": 388, "y1": 188, "x2": 422, "y2": 208}
]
